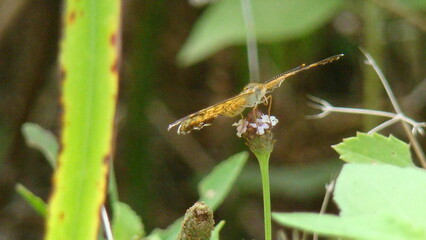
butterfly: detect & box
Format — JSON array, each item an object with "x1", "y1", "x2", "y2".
[{"x1": 168, "y1": 54, "x2": 343, "y2": 134}]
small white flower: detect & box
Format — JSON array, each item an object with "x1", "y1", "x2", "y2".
[
  {"x1": 232, "y1": 119, "x2": 249, "y2": 137},
  {"x1": 261, "y1": 115, "x2": 279, "y2": 126},
  {"x1": 250, "y1": 121, "x2": 270, "y2": 135},
  {"x1": 233, "y1": 114, "x2": 279, "y2": 137}
]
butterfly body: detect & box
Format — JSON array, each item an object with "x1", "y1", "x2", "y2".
[
  {"x1": 241, "y1": 83, "x2": 268, "y2": 107},
  {"x1": 168, "y1": 54, "x2": 343, "y2": 135}
]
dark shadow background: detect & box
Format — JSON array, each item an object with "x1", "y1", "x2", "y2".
[{"x1": 0, "y1": 0, "x2": 424, "y2": 239}]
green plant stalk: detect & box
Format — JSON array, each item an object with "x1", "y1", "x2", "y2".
[
  {"x1": 254, "y1": 151, "x2": 272, "y2": 240},
  {"x1": 362, "y1": 0, "x2": 384, "y2": 130}
]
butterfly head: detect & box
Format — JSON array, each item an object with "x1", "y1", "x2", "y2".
[{"x1": 242, "y1": 83, "x2": 261, "y2": 92}]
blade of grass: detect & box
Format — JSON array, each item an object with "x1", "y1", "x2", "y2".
[{"x1": 45, "y1": 0, "x2": 121, "y2": 239}]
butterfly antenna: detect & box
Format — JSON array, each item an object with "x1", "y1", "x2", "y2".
[{"x1": 265, "y1": 64, "x2": 305, "y2": 83}]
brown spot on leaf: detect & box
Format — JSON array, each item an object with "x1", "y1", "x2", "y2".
[
  {"x1": 112, "y1": 92, "x2": 118, "y2": 102},
  {"x1": 103, "y1": 154, "x2": 111, "y2": 166},
  {"x1": 60, "y1": 68, "x2": 66, "y2": 81},
  {"x1": 57, "y1": 68, "x2": 66, "y2": 166},
  {"x1": 110, "y1": 59, "x2": 118, "y2": 73},
  {"x1": 68, "y1": 11, "x2": 76, "y2": 24},
  {"x1": 59, "y1": 211, "x2": 65, "y2": 221},
  {"x1": 110, "y1": 32, "x2": 117, "y2": 46}
]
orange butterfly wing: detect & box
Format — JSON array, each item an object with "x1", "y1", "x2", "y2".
[
  {"x1": 168, "y1": 92, "x2": 251, "y2": 134},
  {"x1": 169, "y1": 54, "x2": 344, "y2": 135}
]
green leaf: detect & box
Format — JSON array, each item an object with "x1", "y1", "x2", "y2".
[
  {"x1": 21, "y1": 123, "x2": 58, "y2": 168},
  {"x1": 273, "y1": 164, "x2": 426, "y2": 239},
  {"x1": 335, "y1": 164, "x2": 426, "y2": 221},
  {"x1": 112, "y1": 202, "x2": 145, "y2": 240},
  {"x1": 332, "y1": 133, "x2": 413, "y2": 167},
  {"x1": 198, "y1": 151, "x2": 248, "y2": 210},
  {"x1": 45, "y1": 1, "x2": 120, "y2": 239},
  {"x1": 148, "y1": 218, "x2": 183, "y2": 240},
  {"x1": 210, "y1": 221, "x2": 225, "y2": 240},
  {"x1": 272, "y1": 213, "x2": 426, "y2": 240},
  {"x1": 15, "y1": 183, "x2": 47, "y2": 217},
  {"x1": 177, "y1": 0, "x2": 342, "y2": 66}
]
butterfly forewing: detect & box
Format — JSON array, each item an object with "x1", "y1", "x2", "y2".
[
  {"x1": 168, "y1": 92, "x2": 252, "y2": 134},
  {"x1": 263, "y1": 54, "x2": 343, "y2": 92}
]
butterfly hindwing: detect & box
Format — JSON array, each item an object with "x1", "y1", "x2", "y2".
[{"x1": 169, "y1": 92, "x2": 250, "y2": 134}]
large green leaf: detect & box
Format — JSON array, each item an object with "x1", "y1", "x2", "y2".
[
  {"x1": 332, "y1": 133, "x2": 414, "y2": 167},
  {"x1": 112, "y1": 202, "x2": 145, "y2": 240},
  {"x1": 21, "y1": 123, "x2": 58, "y2": 168},
  {"x1": 45, "y1": 0, "x2": 120, "y2": 239},
  {"x1": 198, "y1": 151, "x2": 248, "y2": 210},
  {"x1": 335, "y1": 164, "x2": 426, "y2": 221},
  {"x1": 273, "y1": 164, "x2": 426, "y2": 239},
  {"x1": 273, "y1": 213, "x2": 426, "y2": 240},
  {"x1": 177, "y1": 0, "x2": 342, "y2": 66}
]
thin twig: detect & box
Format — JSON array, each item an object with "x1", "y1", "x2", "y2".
[
  {"x1": 368, "y1": 118, "x2": 400, "y2": 134},
  {"x1": 300, "y1": 231, "x2": 308, "y2": 240},
  {"x1": 319, "y1": 180, "x2": 336, "y2": 215},
  {"x1": 292, "y1": 230, "x2": 300, "y2": 240},
  {"x1": 102, "y1": 206, "x2": 114, "y2": 240},
  {"x1": 277, "y1": 229, "x2": 288, "y2": 240},
  {"x1": 306, "y1": 95, "x2": 426, "y2": 135},
  {"x1": 241, "y1": 0, "x2": 260, "y2": 83},
  {"x1": 360, "y1": 48, "x2": 426, "y2": 168},
  {"x1": 313, "y1": 179, "x2": 337, "y2": 240},
  {"x1": 360, "y1": 48, "x2": 400, "y2": 112}
]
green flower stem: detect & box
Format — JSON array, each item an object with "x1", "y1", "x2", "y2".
[{"x1": 254, "y1": 151, "x2": 272, "y2": 240}]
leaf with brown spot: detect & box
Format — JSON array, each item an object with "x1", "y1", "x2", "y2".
[
  {"x1": 45, "y1": 1, "x2": 121, "y2": 239},
  {"x1": 67, "y1": 10, "x2": 76, "y2": 24}
]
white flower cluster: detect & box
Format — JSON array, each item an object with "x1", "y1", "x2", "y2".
[{"x1": 232, "y1": 114, "x2": 278, "y2": 137}]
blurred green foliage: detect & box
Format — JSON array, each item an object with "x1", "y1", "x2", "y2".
[
  {"x1": 148, "y1": 152, "x2": 248, "y2": 240},
  {"x1": 15, "y1": 183, "x2": 47, "y2": 217},
  {"x1": 112, "y1": 202, "x2": 145, "y2": 240},
  {"x1": 21, "y1": 123, "x2": 58, "y2": 168},
  {"x1": 178, "y1": 0, "x2": 343, "y2": 66},
  {"x1": 274, "y1": 134, "x2": 426, "y2": 239},
  {"x1": 198, "y1": 152, "x2": 248, "y2": 210}
]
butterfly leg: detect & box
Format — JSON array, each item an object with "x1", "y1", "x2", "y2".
[{"x1": 263, "y1": 95, "x2": 273, "y2": 116}]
